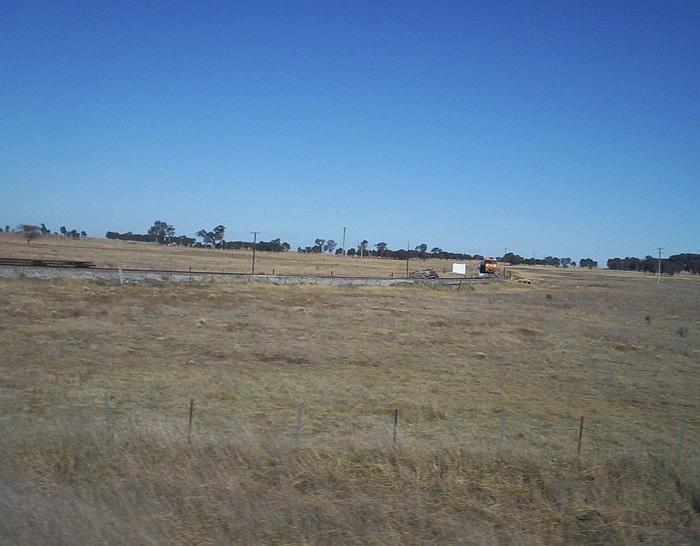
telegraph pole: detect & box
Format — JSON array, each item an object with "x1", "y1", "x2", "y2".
[
  {"x1": 342, "y1": 227, "x2": 346, "y2": 256},
  {"x1": 405, "y1": 241, "x2": 410, "y2": 278},
  {"x1": 250, "y1": 231, "x2": 260, "y2": 274},
  {"x1": 656, "y1": 247, "x2": 663, "y2": 284},
  {"x1": 502, "y1": 247, "x2": 509, "y2": 278}
]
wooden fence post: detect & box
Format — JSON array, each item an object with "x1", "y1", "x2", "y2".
[
  {"x1": 677, "y1": 415, "x2": 687, "y2": 464},
  {"x1": 500, "y1": 408, "x2": 507, "y2": 450},
  {"x1": 393, "y1": 409, "x2": 399, "y2": 447},
  {"x1": 577, "y1": 416, "x2": 584, "y2": 455},
  {"x1": 187, "y1": 398, "x2": 194, "y2": 444},
  {"x1": 104, "y1": 393, "x2": 112, "y2": 438}
]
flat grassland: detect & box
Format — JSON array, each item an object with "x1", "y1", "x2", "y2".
[
  {"x1": 0, "y1": 233, "x2": 478, "y2": 277},
  {"x1": 0, "y1": 238, "x2": 699, "y2": 544}
]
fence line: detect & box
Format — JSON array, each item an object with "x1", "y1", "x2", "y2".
[{"x1": 71, "y1": 398, "x2": 697, "y2": 465}]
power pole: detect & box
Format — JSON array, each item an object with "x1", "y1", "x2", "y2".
[
  {"x1": 656, "y1": 247, "x2": 663, "y2": 285},
  {"x1": 502, "y1": 247, "x2": 508, "y2": 278},
  {"x1": 250, "y1": 231, "x2": 260, "y2": 274},
  {"x1": 342, "y1": 227, "x2": 346, "y2": 256},
  {"x1": 405, "y1": 241, "x2": 410, "y2": 278}
]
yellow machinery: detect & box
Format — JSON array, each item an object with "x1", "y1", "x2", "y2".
[{"x1": 479, "y1": 257, "x2": 499, "y2": 275}]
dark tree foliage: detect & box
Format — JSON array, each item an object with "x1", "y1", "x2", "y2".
[
  {"x1": 196, "y1": 225, "x2": 225, "y2": 248},
  {"x1": 212, "y1": 238, "x2": 290, "y2": 252},
  {"x1": 149, "y1": 220, "x2": 175, "y2": 244},
  {"x1": 607, "y1": 254, "x2": 700, "y2": 275},
  {"x1": 49, "y1": 225, "x2": 85, "y2": 239},
  {"x1": 579, "y1": 258, "x2": 598, "y2": 269},
  {"x1": 297, "y1": 239, "x2": 484, "y2": 261},
  {"x1": 106, "y1": 231, "x2": 195, "y2": 246},
  {"x1": 18, "y1": 224, "x2": 41, "y2": 243}
]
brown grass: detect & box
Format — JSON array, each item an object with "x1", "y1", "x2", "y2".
[
  {"x1": 0, "y1": 259, "x2": 699, "y2": 544},
  {"x1": 0, "y1": 232, "x2": 477, "y2": 277}
]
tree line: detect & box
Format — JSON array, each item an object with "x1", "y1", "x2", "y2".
[
  {"x1": 4, "y1": 220, "x2": 696, "y2": 275},
  {"x1": 297, "y1": 241, "x2": 603, "y2": 268},
  {"x1": 297, "y1": 239, "x2": 486, "y2": 261},
  {"x1": 1, "y1": 224, "x2": 87, "y2": 241},
  {"x1": 502, "y1": 253, "x2": 598, "y2": 268},
  {"x1": 106, "y1": 221, "x2": 291, "y2": 252},
  {"x1": 607, "y1": 254, "x2": 700, "y2": 275}
]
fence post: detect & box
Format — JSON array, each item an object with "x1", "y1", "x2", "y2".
[
  {"x1": 118, "y1": 268, "x2": 124, "y2": 285},
  {"x1": 500, "y1": 408, "x2": 507, "y2": 450},
  {"x1": 577, "y1": 416, "x2": 584, "y2": 455},
  {"x1": 676, "y1": 415, "x2": 687, "y2": 464},
  {"x1": 393, "y1": 409, "x2": 399, "y2": 447},
  {"x1": 189, "y1": 266, "x2": 192, "y2": 283},
  {"x1": 104, "y1": 393, "x2": 112, "y2": 438},
  {"x1": 187, "y1": 398, "x2": 194, "y2": 444}
]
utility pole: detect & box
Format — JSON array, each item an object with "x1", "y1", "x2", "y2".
[
  {"x1": 405, "y1": 241, "x2": 410, "y2": 278},
  {"x1": 502, "y1": 247, "x2": 508, "y2": 278},
  {"x1": 656, "y1": 247, "x2": 663, "y2": 285},
  {"x1": 250, "y1": 231, "x2": 260, "y2": 274},
  {"x1": 342, "y1": 227, "x2": 346, "y2": 256}
]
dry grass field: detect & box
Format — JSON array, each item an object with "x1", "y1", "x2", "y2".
[
  {"x1": 0, "y1": 233, "x2": 477, "y2": 277},
  {"x1": 1, "y1": 238, "x2": 699, "y2": 544}
]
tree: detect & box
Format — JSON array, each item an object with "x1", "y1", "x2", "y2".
[
  {"x1": 346, "y1": 248, "x2": 356, "y2": 256},
  {"x1": 80, "y1": 231, "x2": 87, "y2": 237},
  {"x1": 18, "y1": 224, "x2": 41, "y2": 244},
  {"x1": 561, "y1": 257, "x2": 572, "y2": 268},
  {"x1": 359, "y1": 240, "x2": 368, "y2": 258},
  {"x1": 60, "y1": 226, "x2": 67, "y2": 237},
  {"x1": 40, "y1": 223, "x2": 50, "y2": 235},
  {"x1": 197, "y1": 229, "x2": 214, "y2": 247},
  {"x1": 148, "y1": 220, "x2": 174, "y2": 244},
  {"x1": 579, "y1": 258, "x2": 598, "y2": 269},
  {"x1": 415, "y1": 243, "x2": 428, "y2": 260},
  {"x1": 503, "y1": 252, "x2": 524, "y2": 265},
  {"x1": 196, "y1": 225, "x2": 225, "y2": 248},
  {"x1": 375, "y1": 242, "x2": 387, "y2": 257},
  {"x1": 430, "y1": 247, "x2": 442, "y2": 255},
  {"x1": 313, "y1": 239, "x2": 325, "y2": 253},
  {"x1": 212, "y1": 225, "x2": 225, "y2": 248},
  {"x1": 4, "y1": 225, "x2": 9, "y2": 232},
  {"x1": 281, "y1": 242, "x2": 290, "y2": 252},
  {"x1": 323, "y1": 240, "x2": 337, "y2": 253}
]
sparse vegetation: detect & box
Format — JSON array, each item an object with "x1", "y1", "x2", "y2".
[{"x1": 0, "y1": 257, "x2": 698, "y2": 544}]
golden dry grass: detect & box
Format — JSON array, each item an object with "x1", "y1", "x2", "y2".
[
  {"x1": 0, "y1": 232, "x2": 476, "y2": 277},
  {"x1": 0, "y1": 257, "x2": 699, "y2": 544}
]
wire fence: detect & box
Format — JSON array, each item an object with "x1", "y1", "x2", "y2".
[{"x1": 74, "y1": 395, "x2": 698, "y2": 466}]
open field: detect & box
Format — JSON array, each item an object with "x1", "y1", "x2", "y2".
[
  {"x1": 1, "y1": 257, "x2": 699, "y2": 544},
  {"x1": 0, "y1": 233, "x2": 480, "y2": 277}
]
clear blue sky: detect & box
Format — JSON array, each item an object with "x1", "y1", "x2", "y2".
[{"x1": 1, "y1": 1, "x2": 698, "y2": 262}]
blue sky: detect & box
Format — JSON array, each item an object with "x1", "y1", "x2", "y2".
[{"x1": 1, "y1": 1, "x2": 698, "y2": 262}]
